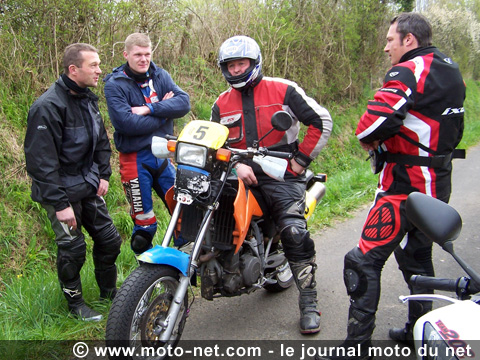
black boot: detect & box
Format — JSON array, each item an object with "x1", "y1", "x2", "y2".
[
  {"x1": 291, "y1": 258, "x2": 321, "y2": 334},
  {"x1": 315, "y1": 306, "x2": 374, "y2": 360},
  {"x1": 62, "y1": 278, "x2": 103, "y2": 322},
  {"x1": 389, "y1": 298, "x2": 431, "y2": 348},
  {"x1": 389, "y1": 326, "x2": 414, "y2": 346},
  {"x1": 95, "y1": 265, "x2": 118, "y2": 301}
]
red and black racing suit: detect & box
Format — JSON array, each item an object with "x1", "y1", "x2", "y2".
[
  {"x1": 345, "y1": 46, "x2": 465, "y2": 335},
  {"x1": 211, "y1": 74, "x2": 332, "y2": 263}
]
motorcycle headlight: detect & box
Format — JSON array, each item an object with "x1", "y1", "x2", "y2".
[
  {"x1": 176, "y1": 142, "x2": 208, "y2": 168},
  {"x1": 423, "y1": 322, "x2": 454, "y2": 360}
]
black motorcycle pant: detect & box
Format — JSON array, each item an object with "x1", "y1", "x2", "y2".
[
  {"x1": 343, "y1": 190, "x2": 448, "y2": 335},
  {"x1": 43, "y1": 195, "x2": 122, "y2": 300},
  {"x1": 254, "y1": 175, "x2": 315, "y2": 263}
]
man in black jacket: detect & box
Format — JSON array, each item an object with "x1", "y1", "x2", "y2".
[{"x1": 24, "y1": 43, "x2": 122, "y2": 321}]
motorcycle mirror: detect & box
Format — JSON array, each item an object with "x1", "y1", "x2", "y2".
[
  {"x1": 405, "y1": 192, "x2": 462, "y2": 247},
  {"x1": 254, "y1": 111, "x2": 293, "y2": 148},
  {"x1": 407, "y1": 193, "x2": 480, "y2": 288},
  {"x1": 271, "y1": 111, "x2": 293, "y2": 132}
]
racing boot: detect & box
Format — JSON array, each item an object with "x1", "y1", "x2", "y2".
[
  {"x1": 290, "y1": 258, "x2": 321, "y2": 334},
  {"x1": 389, "y1": 324, "x2": 414, "y2": 348},
  {"x1": 315, "y1": 306, "x2": 374, "y2": 360},
  {"x1": 389, "y1": 298, "x2": 431, "y2": 348},
  {"x1": 62, "y1": 278, "x2": 103, "y2": 322}
]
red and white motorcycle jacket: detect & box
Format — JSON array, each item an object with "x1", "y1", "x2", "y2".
[
  {"x1": 356, "y1": 46, "x2": 465, "y2": 198},
  {"x1": 211, "y1": 75, "x2": 332, "y2": 172}
]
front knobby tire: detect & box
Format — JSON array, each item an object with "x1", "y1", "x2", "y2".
[{"x1": 106, "y1": 264, "x2": 188, "y2": 360}]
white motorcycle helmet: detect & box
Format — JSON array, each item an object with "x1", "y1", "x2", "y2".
[{"x1": 218, "y1": 35, "x2": 262, "y2": 89}]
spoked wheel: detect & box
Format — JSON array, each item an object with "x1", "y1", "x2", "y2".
[{"x1": 106, "y1": 264, "x2": 188, "y2": 360}]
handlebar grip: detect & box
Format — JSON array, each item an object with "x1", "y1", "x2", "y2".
[
  {"x1": 165, "y1": 134, "x2": 177, "y2": 140},
  {"x1": 265, "y1": 150, "x2": 292, "y2": 159},
  {"x1": 410, "y1": 275, "x2": 459, "y2": 292}
]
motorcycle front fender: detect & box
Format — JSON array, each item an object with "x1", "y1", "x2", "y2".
[{"x1": 136, "y1": 245, "x2": 190, "y2": 276}]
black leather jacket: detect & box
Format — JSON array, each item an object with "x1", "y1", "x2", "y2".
[{"x1": 24, "y1": 77, "x2": 112, "y2": 211}]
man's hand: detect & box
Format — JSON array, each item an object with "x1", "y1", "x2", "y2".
[
  {"x1": 130, "y1": 92, "x2": 174, "y2": 116},
  {"x1": 235, "y1": 163, "x2": 258, "y2": 186},
  {"x1": 97, "y1": 179, "x2": 109, "y2": 197},
  {"x1": 162, "y1": 91, "x2": 174, "y2": 100},
  {"x1": 131, "y1": 105, "x2": 151, "y2": 116},
  {"x1": 56, "y1": 206, "x2": 77, "y2": 231},
  {"x1": 290, "y1": 158, "x2": 306, "y2": 175}
]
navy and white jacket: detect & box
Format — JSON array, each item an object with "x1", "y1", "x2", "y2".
[{"x1": 104, "y1": 61, "x2": 190, "y2": 153}]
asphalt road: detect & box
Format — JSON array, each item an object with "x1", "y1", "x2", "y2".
[{"x1": 181, "y1": 144, "x2": 480, "y2": 345}]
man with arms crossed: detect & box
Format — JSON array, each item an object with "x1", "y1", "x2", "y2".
[{"x1": 104, "y1": 33, "x2": 190, "y2": 255}]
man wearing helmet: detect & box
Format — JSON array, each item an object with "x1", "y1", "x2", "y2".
[{"x1": 211, "y1": 35, "x2": 333, "y2": 334}]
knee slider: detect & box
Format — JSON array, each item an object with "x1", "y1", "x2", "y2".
[
  {"x1": 344, "y1": 268, "x2": 366, "y2": 298},
  {"x1": 344, "y1": 250, "x2": 368, "y2": 300},
  {"x1": 281, "y1": 225, "x2": 315, "y2": 261},
  {"x1": 131, "y1": 230, "x2": 153, "y2": 254}
]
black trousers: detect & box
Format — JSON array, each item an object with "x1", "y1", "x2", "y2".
[
  {"x1": 252, "y1": 174, "x2": 315, "y2": 263},
  {"x1": 344, "y1": 190, "x2": 447, "y2": 317},
  {"x1": 43, "y1": 195, "x2": 121, "y2": 295}
]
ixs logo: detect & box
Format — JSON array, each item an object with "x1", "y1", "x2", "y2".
[
  {"x1": 442, "y1": 107, "x2": 464, "y2": 116},
  {"x1": 388, "y1": 71, "x2": 400, "y2": 77},
  {"x1": 443, "y1": 57, "x2": 453, "y2": 64},
  {"x1": 220, "y1": 113, "x2": 241, "y2": 126}
]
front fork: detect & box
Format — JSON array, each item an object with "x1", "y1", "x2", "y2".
[
  {"x1": 157, "y1": 202, "x2": 216, "y2": 341},
  {"x1": 158, "y1": 274, "x2": 190, "y2": 341}
]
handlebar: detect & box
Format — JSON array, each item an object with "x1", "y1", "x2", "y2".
[
  {"x1": 410, "y1": 275, "x2": 480, "y2": 299},
  {"x1": 410, "y1": 275, "x2": 460, "y2": 292},
  {"x1": 263, "y1": 150, "x2": 293, "y2": 159},
  {"x1": 229, "y1": 147, "x2": 292, "y2": 160}
]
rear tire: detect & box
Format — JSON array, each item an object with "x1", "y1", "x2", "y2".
[{"x1": 106, "y1": 264, "x2": 188, "y2": 360}]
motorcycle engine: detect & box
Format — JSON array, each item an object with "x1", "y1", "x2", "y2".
[
  {"x1": 240, "y1": 254, "x2": 261, "y2": 287},
  {"x1": 222, "y1": 253, "x2": 261, "y2": 293}
]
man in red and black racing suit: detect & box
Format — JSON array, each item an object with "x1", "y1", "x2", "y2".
[
  {"x1": 211, "y1": 35, "x2": 333, "y2": 335},
  {"x1": 317, "y1": 13, "x2": 466, "y2": 360}
]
